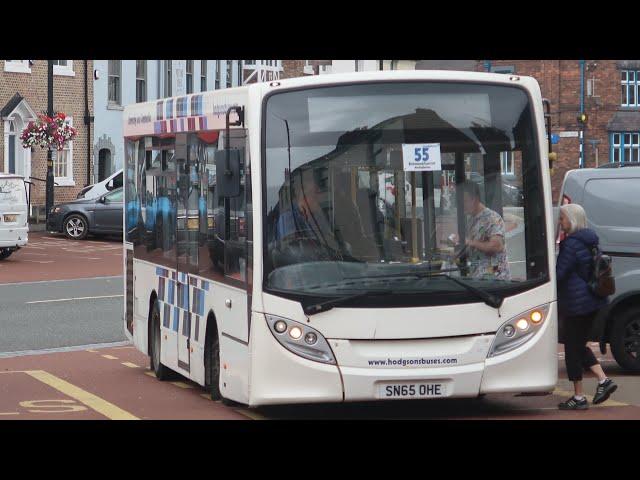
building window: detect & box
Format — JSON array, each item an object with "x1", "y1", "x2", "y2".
[
  {"x1": 215, "y1": 60, "x2": 221, "y2": 89},
  {"x1": 245, "y1": 60, "x2": 256, "y2": 66},
  {"x1": 52, "y1": 117, "x2": 74, "y2": 185},
  {"x1": 621, "y1": 70, "x2": 639, "y2": 107},
  {"x1": 491, "y1": 65, "x2": 515, "y2": 74},
  {"x1": 136, "y1": 60, "x2": 147, "y2": 103},
  {"x1": 186, "y1": 60, "x2": 194, "y2": 94},
  {"x1": 237, "y1": 60, "x2": 243, "y2": 86},
  {"x1": 201, "y1": 60, "x2": 207, "y2": 91},
  {"x1": 612, "y1": 132, "x2": 640, "y2": 163},
  {"x1": 52, "y1": 60, "x2": 74, "y2": 76},
  {"x1": 108, "y1": 60, "x2": 121, "y2": 105},
  {"x1": 4, "y1": 60, "x2": 31, "y2": 74},
  {"x1": 226, "y1": 61, "x2": 232, "y2": 88},
  {"x1": 501, "y1": 151, "x2": 515, "y2": 174},
  {"x1": 165, "y1": 60, "x2": 172, "y2": 97}
]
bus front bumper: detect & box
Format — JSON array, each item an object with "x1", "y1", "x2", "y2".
[
  {"x1": 248, "y1": 307, "x2": 557, "y2": 407},
  {"x1": 0, "y1": 226, "x2": 28, "y2": 249}
]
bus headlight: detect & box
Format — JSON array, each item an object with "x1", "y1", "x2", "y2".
[
  {"x1": 488, "y1": 304, "x2": 550, "y2": 358},
  {"x1": 265, "y1": 314, "x2": 336, "y2": 365}
]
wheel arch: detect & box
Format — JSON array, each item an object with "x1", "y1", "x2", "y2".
[{"x1": 204, "y1": 309, "x2": 218, "y2": 387}]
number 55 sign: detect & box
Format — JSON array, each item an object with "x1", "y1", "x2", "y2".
[{"x1": 402, "y1": 143, "x2": 442, "y2": 172}]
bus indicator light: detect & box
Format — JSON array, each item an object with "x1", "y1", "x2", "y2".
[{"x1": 530, "y1": 311, "x2": 543, "y2": 324}]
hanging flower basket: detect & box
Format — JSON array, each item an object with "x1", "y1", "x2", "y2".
[{"x1": 20, "y1": 112, "x2": 77, "y2": 151}]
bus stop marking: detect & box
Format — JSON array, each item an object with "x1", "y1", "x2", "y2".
[{"x1": 23, "y1": 370, "x2": 139, "y2": 420}]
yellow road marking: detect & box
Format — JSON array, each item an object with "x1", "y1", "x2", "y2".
[
  {"x1": 102, "y1": 355, "x2": 118, "y2": 360},
  {"x1": 199, "y1": 393, "x2": 221, "y2": 403},
  {"x1": 170, "y1": 381, "x2": 193, "y2": 389},
  {"x1": 0, "y1": 412, "x2": 20, "y2": 416},
  {"x1": 86, "y1": 349, "x2": 98, "y2": 353},
  {"x1": 23, "y1": 370, "x2": 139, "y2": 420},
  {"x1": 233, "y1": 408, "x2": 267, "y2": 420},
  {"x1": 144, "y1": 371, "x2": 156, "y2": 378},
  {"x1": 553, "y1": 388, "x2": 629, "y2": 407},
  {"x1": 121, "y1": 362, "x2": 139, "y2": 369}
]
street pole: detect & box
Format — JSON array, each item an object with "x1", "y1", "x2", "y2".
[{"x1": 45, "y1": 60, "x2": 54, "y2": 223}]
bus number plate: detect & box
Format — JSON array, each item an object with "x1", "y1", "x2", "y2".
[{"x1": 378, "y1": 382, "x2": 446, "y2": 399}]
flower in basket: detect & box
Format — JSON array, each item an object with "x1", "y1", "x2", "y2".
[{"x1": 20, "y1": 112, "x2": 77, "y2": 150}]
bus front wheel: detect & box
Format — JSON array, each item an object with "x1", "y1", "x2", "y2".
[
  {"x1": 149, "y1": 301, "x2": 173, "y2": 380},
  {"x1": 204, "y1": 321, "x2": 222, "y2": 401}
]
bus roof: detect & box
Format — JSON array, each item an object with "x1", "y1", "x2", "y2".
[{"x1": 123, "y1": 70, "x2": 540, "y2": 138}]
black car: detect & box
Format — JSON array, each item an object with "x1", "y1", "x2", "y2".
[{"x1": 47, "y1": 187, "x2": 123, "y2": 240}]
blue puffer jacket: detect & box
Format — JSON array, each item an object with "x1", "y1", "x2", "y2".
[{"x1": 556, "y1": 228, "x2": 608, "y2": 317}]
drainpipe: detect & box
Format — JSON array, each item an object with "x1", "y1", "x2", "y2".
[
  {"x1": 579, "y1": 60, "x2": 585, "y2": 168},
  {"x1": 484, "y1": 61, "x2": 492, "y2": 72},
  {"x1": 84, "y1": 60, "x2": 93, "y2": 186}
]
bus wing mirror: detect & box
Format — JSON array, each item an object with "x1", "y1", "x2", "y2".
[{"x1": 215, "y1": 149, "x2": 241, "y2": 198}]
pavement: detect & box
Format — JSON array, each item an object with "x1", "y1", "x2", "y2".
[{"x1": 0, "y1": 232, "x2": 123, "y2": 284}]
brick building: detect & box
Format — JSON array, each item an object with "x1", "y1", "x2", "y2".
[
  {"x1": 1, "y1": 60, "x2": 94, "y2": 218},
  {"x1": 477, "y1": 60, "x2": 640, "y2": 200}
]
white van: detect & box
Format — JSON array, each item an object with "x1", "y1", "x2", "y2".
[
  {"x1": 77, "y1": 169, "x2": 123, "y2": 200},
  {"x1": 0, "y1": 173, "x2": 29, "y2": 260}
]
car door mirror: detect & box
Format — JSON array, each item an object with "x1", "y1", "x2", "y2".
[
  {"x1": 99, "y1": 196, "x2": 107, "y2": 204},
  {"x1": 106, "y1": 180, "x2": 114, "y2": 191}
]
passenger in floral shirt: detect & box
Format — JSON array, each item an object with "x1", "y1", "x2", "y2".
[{"x1": 461, "y1": 182, "x2": 511, "y2": 280}]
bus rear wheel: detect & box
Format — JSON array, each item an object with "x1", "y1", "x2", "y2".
[
  {"x1": 0, "y1": 248, "x2": 13, "y2": 260},
  {"x1": 149, "y1": 301, "x2": 173, "y2": 380}
]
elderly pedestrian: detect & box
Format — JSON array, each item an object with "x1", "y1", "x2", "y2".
[{"x1": 557, "y1": 203, "x2": 617, "y2": 410}]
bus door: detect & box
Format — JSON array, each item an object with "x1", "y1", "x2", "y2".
[{"x1": 175, "y1": 134, "x2": 200, "y2": 373}]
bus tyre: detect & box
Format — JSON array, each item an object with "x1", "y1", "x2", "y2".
[
  {"x1": 0, "y1": 248, "x2": 12, "y2": 260},
  {"x1": 149, "y1": 301, "x2": 172, "y2": 380},
  {"x1": 64, "y1": 214, "x2": 88, "y2": 240},
  {"x1": 610, "y1": 306, "x2": 640, "y2": 373},
  {"x1": 205, "y1": 327, "x2": 222, "y2": 401}
]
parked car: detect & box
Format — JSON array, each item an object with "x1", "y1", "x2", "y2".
[
  {"x1": 77, "y1": 169, "x2": 123, "y2": 200},
  {"x1": 558, "y1": 166, "x2": 640, "y2": 371},
  {"x1": 0, "y1": 173, "x2": 29, "y2": 259},
  {"x1": 47, "y1": 187, "x2": 123, "y2": 240}
]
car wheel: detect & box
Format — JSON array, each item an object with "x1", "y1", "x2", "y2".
[
  {"x1": 610, "y1": 306, "x2": 640, "y2": 372},
  {"x1": 64, "y1": 214, "x2": 89, "y2": 240},
  {"x1": 0, "y1": 248, "x2": 12, "y2": 260},
  {"x1": 149, "y1": 300, "x2": 173, "y2": 380}
]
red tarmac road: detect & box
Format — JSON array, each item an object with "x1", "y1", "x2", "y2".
[
  {"x1": 1, "y1": 343, "x2": 638, "y2": 420},
  {"x1": 0, "y1": 232, "x2": 123, "y2": 284}
]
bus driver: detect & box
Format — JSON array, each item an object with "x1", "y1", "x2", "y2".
[{"x1": 452, "y1": 182, "x2": 511, "y2": 281}]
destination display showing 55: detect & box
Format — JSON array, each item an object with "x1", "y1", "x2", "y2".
[{"x1": 402, "y1": 143, "x2": 442, "y2": 172}]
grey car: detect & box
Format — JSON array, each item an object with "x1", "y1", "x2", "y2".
[
  {"x1": 47, "y1": 187, "x2": 123, "y2": 240},
  {"x1": 558, "y1": 166, "x2": 640, "y2": 371}
]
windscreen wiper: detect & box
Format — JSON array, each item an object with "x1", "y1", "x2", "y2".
[
  {"x1": 302, "y1": 289, "x2": 393, "y2": 316},
  {"x1": 436, "y1": 274, "x2": 503, "y2": 309}
]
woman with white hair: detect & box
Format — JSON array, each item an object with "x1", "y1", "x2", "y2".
[{"x1": 556, "y1": 203, "x2": 617, "y2": 410}]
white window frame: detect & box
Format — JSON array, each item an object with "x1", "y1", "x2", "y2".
[
  {"x1": 4, "y1": 60, "x2": 31, "y2": 74},
  {"x1": 52, "y1": 117, "x2": 75, "y2": 186},
  {"x1": 621, "y1": 70, "x2": 639, "y2": 107},
  {"x1": 612, "y1": 131, "x2": 640, "y2": 163},
  {"x1": 52, "y1": 60, "x2": 75, "y2": 77},
  {"x1": 501, "y1": 151, "x2": 515, "y2": 175}
]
